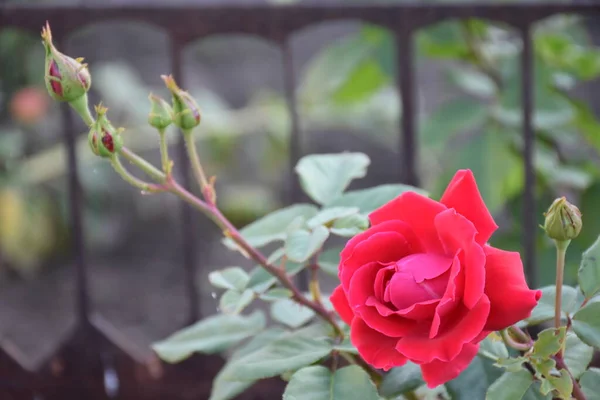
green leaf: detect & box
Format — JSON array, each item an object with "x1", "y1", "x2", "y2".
[
  {"x1": 486, "y1": 370, "x2": 533, "y2": 400},
  {"x1": 224, "y1": 204, "x2": 319, "y2": 249},
  {"x1": 568, "y1": 97, "x2": 600, "y2": 154},
  {"x1": 532, "y1": 327, "x2": 566, "y2": 359},
  {"x1": 283, "y1": 365, "x2": 381, "y2": 400},
  {"x1": 219, "y1": 289, "x2": 255, "y2": 315},
  {"x1": 521, "y1": 285, "x2": 579, "y2": 326},
  {"x1": 295, "y1": 153, "x2": 370, "y2": 205},
  {"x1": 319, "y1": 247, "x2": 342, "y2": 277},
  {"x1": 579, "y1": 235, "x2": 600, "y2": 299},
  {"x1": 434, "y1": 125, "x2": 523, "y2": 215},
  {"x1": 332, "y1": 337, "x2": 358, "y2": 355},
  {"x1": 379, "y1": 362, "x2": 423, "y2": 398},
  {"x1": 495, "y1": 357, "x2": 528, "y2": 373},
  {"x1": 416, "y1": 21, "x2": 469, "y2": 59},
  {"x1": 448, "y1": 67, "x2": 496, "y2": 98},
  {"x1": 332, "y1": 60, "x2": 388, "y2": 105},
  {"x1": 328, "y1": 184, "x2": 427, "y2": 214},
  {"x1": 544, "y1": 370, "x2": 573, "y2": 400},
  {"x1": 572, "y1": 297, "x2": 600, "y2": 348},
  {"x1": 209, "y1": 327, "x2": 286, "y2": 400},
  {"x1": 447, "y1": 355, "x2": 503, "y2": 400},
  {"x1": 208, "y1": 267, "x2": 249, "y2": 291},
  {"x1": 152, "y1": 311, "x2": 265, "y2": 363},
  {"x1": 307, "y1": 207, "x2": 359, "y2": 229},
  {"x1": 580, "y1": 368, "x2": 600, "y2": 400},
  {"x1": 563, "y1": 332, "x2": 593, "y2": 379},
  {"x1": 523, "y1": 382, "x2": 552, "y2": 400},
  {"x1": 285, "y1": 226, "x2": 330, "y2": 263},
  {"x1": 330, "y1": 213, "x2": 369, "y2": 237},
  {"x1": 223, "y1": 326, "x2": 333, "y2": 381},
  {"x1": 421, "y1": 98, "x2": 488, "y2": 151},
  {"x1": 260, "y1": 288, "x2": 293, "y2": 302},
  {"x1": 271, "y1": 298, "x2": 316, "y2": 329},
  {"x1": 479, "y1": 333, "x2": 509, "y2": 360}
]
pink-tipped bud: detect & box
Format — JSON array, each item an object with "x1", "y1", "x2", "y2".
[
  {"x1": 41, "y1": 22, "x2": 91, "y2": 103},
  {"x1": 88, "y1": 104, "x2": 123, "y2": 158},
  {"x1": 161, "y1": 75, "x2": 201, "y2": 131}
]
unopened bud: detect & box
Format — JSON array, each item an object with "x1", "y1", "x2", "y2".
[
  {"x1": 148, "y1": 94, "x2": 173, "y2": 130},
  {"x1": 161, "y1": 75, "x2": 201, "y2": 131},
  {"x1": 88, "y1": 104, "x2": 123, "y2": 158},
  {"x1": 543, "y1": 197, "x2": 582, "y2": 242},
  {"x1": 41, "y1": 22, "x2": 91, "y2": 103}
]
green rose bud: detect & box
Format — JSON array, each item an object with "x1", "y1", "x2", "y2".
[
  {"x1": 41, "y1": 22, "x2": 91, "y2": 103},
  {"x1": 148, "y1": 93, "x2": 173, "y2": 130},
  {"x1": 88, "y1": 104, "x2": 123, "y2": 158},
  {"x1": 161, "y1": 74, "x2": 201, "y2": 131},
  {"x1": 543, "y1": 197, "x2": 582, "y2": 242}
]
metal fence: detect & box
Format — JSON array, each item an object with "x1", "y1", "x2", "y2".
[{"x1": 1, "y1": 2, "x2": 600, "y2": 399}]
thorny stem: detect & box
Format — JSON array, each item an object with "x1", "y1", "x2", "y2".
[
  {"x1": 183, "y1": 130, "x2": 213, "y2": 203},
  {"x1": 117, "y1": 145, "x2": 344, "y2": 338},
  {"x1": 109, "y1": 155, "x2": 163, "y2": 193},
  {"x1": 309, "y1": 253, "x2": 323, "y2": 305},
  {"x1": 555, "y1": 355, "x2": 587, "y2": 400},
  {"x1": 157, "y1": 128, "x2": 171, "y2": 175}
]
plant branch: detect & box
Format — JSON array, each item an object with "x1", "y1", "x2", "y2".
[
  {"x1": 183, "y1": 130, "x2": 214, "y2": 204},
  {"x1": 117, "y1": 146, "x2": 344, "y2": 338},
  {"x1": 554, "y1": 355, "x2": 587, "y2": 400},
  {"x1": 109, "y1": 155, "x2": 164, "y2": 193}
]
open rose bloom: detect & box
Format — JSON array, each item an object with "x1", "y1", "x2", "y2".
[{"x1": 331, "y1": 170, "x2": 542, "y2": 387}]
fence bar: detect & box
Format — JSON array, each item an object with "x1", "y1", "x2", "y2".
[
  {"x1": 396, "y1": 27, "x2": 418, "y2": 186},
  {"x1": 282, "y1": 39, "x2": 309, "y2": 291},
  {"x1": 170, "y1": 37, "x2": 200, "y2": 324},
  {"x1": 521, "y1": 25, "x2": 537, "y2": 287},
  {"x1": 61, "y1": 102, "x2": 90, "y2": 325}
]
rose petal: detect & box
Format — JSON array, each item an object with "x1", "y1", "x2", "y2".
[
  {"x1": 440, "y1": 169, "x2": 498, "y2": 245},
  {"x1": 435, "y1": 209, "x2": 485, "y2": 309},
  {"x1": 420, "y1": 343, "x2": 479, "y2": 388},
  {"x1": 340, "y1": 220, "x2": 422, "y2": 264},
  {"x1": 341, "y1": 232, "x2": 408, "y2": 291},
  {"x1": 430, "y1": 254, "x2": 464, "y2": 338},
  {"x1": 348, "y1": 262, "x2": 384, "y2": 309},
  {"x1": 374, "y1": 265, "x2": 395, "y2": 302},
  {"x1": 351, "y1": 318, "x2": 407, "y2": 371},
  {"x1": 396, "y1": 295, "x2": 490, "y2": 363},
  {"x1": 357, "y1": 304, "x2": 419, "y2": 337},
  {"x1": 482, "y1": 245, "x2": 542, "y2": 331},
  {"x1": 369, "y1": 192, "x2": 446, "y2": 253},
  {"x1": 331, "y1": 285, "x2": 354, "y2": 326}
]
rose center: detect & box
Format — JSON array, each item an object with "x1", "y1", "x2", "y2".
[{"x1": 384, "y1": 253, "x2": 453, "y2": 311}]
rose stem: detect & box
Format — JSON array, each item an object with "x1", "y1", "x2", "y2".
[
  {"x1": 119, "y1": 146, "x2": 344, "y2": 337},
  {"x1": 554, "y1": 240, "x2": 569, "y2": 333}
]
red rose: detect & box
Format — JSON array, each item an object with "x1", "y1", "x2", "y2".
[{"x1": 330, "y1": 170, "x2": 541, "y2": 387}]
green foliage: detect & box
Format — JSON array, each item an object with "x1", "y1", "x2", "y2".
[
  {"x1": 485, "y1": 370, "x2": 534, "y2": 400},
  {"x1": 532, "y1": 327, "x2": 566, "y2": 359},
  {"x1": 220, "y1": 324, "x2": 333, "y2": 382},
  {"x1": 579, "y1": 368, "x2": 600, "y2": 400},
  {"x1": 379, "y1": 362, "x2": 423, "y2": 398},
  {"x1": 152, "y1": 311, "x2": 265, "y2": 363},
  {"x1": 449, "y1": 355, "x2": 503, "y2": 400},
  {"x1": 520, "y1": 285, "x2": 579, "y2": 326},
  {"x1": 283, "y1": 365, "x2": 382, "y2": 400},
  {"x1": 327, "y1": 184, "x2": 427, "y2": 214},
  {"x1": 578, "y1": 235, "x2": 600, "y2": 299},
  {"x1": 271, "y1": 298, "x2": 316, "y2": 329},
  {"x1": 572, "y1": 298, "x2": 600, "y2": 348},
  {"x1": 285, "y1": 226, "x2": 330, "y2": 263},
  {"x1": 208, "y1": 267, "x2": 250, "y2": 292},
  {"x1": 563, "y1": 333, "x2": 593, "y2": 379},
  {"x1": 295, "y1": 153, "x2": 370, "y2": 206},
  {"x1": 219, "y1": 289, "x2": 255, "y2": 315}
]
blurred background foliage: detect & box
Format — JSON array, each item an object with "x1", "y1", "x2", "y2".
[{"x1": 1, "y1": 8, "x2": 600, "y2": 292}]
